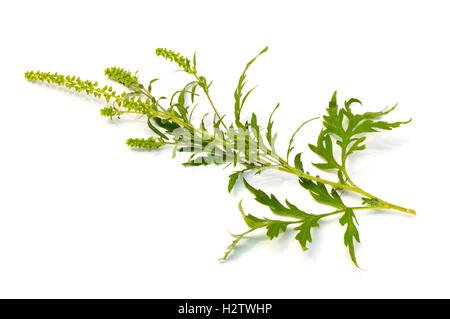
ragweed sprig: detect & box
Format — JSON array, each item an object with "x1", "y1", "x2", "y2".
[{"x1": 25, "y1": 46, "x2": 415, "y2": 267}]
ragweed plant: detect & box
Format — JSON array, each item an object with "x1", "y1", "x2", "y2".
[{"x1": 25, "y1": 46, "x2": 415, "y2": 267}]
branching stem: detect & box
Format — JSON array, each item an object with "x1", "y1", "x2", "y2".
[
  {"x1": 193, "y1": 73, "x2": 227, "y2": 130},
  {"x1": 276, "y1": 163, "x2": 415, "y2": 215}
]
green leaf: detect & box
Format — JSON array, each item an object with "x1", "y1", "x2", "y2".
[
  {"x1": 238, "y1": 200, "x2": 266, "y2": 229},
  {"x1": 219, "y1": 232, "x2": 249, "y2": 261},
  {"x1": 238, "y1": 200, "x2": 290, "y2": 239},
  {"x1": 192, "y1": 52, "x2": 197, "y2": 71},
  {"x1": 238, "y1": 201, "x2": 292, "y2": 241},
  {"x1": 243, "y1": 179, "x2": 311, "y2": 219},
  {"x1": 191, "y1": 83, "x2": 198, "y2": 103},
  {"x1": 234, "y1": 47, "x2": 268, "y2": 128},
  {"x1": 345, "y1": 136, "x2": 366, "y2": 156},
  {"x1": 266, "y1": 103, "x2": 279, "y2": 146},
  {"x1": 299, "y1": 178, "x2": 345, "y2": 209},
  {"x1": 147, "y1": 117, "x2": 169, "y2": 140},
  {"x1": 286, "y1": 117, "x2": 319, "y2": 161},
  {"x1": 250, "y1": 112, "x2": 261, "y2": 145},
  {"x1": 351, "y1": 118, "x2": 411, "y2": 135},
  {"x1": 214, "y1": 114, "x2": 226, "y2": 129},
  {"x1": 266, "y1": 221, "x2": 288, "y2": 240},
  {"x1": 294, "y1": 219, "x2": 319, "y2": 251},
  {"x1": 317, "y1": 91, "x2": 411, "y2": 172},
  {"x1": 308, "y1": 130, "x2": 341, "y2": 170},
  {"x1": 153, "y1": 117, "x2": 181, "y2": 133},
  {"x1": 339, "y1": 208, "x2": 361, "y2": 267},
  {"x1": 294, "y1": 153, "x2": 304, "y2": 172},
  {"x1": 228, "y1": 172, "x2": 240, "y2": 193},
  {"x1": 147, "y1": 78, "x2": 159, "y2": 93}
]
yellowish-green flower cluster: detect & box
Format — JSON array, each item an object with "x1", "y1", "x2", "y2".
[
  {"x1": 100, "y1": 106, "x2": 120, "y2": 118},
  {"x1": 126, "y1": 137, "x2": 165, "y2": 149},
  {"x1": 24, "y1": 71, "x2": 156, "y2": 120},
  {"x1": 24, "y1": 70, "x2": 121, "y2": 103},
  {"x1": 99, "y1": 97, "x2": 153, "y2": 119},
  {"x1": 104, "y1": 67, "x2": 139, "y2": 89},
  {"x1": 155, "y1": 48, "x2": 193, "y2": 73},
  {"x1": 119, "y1": 96, "x2": 152, "y2": 112}
]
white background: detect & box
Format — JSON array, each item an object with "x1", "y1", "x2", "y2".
[{"x1": 1, "y1": 0, "x2": 449, "y2": 298}]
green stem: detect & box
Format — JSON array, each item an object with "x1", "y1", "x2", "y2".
[
  {"x1": 268, "y1": 206, "x2": 390, "y2": 224},
  {"x1": 193, "y1": 73, "x2": 227, "y2": 130},
  {"x1": 320, "y1": 205, "x2": 390, "y2": 218},
  {"x1": 248, "y1": 206, "x2": 396, "y2": 231},
  {"x1": 342, "y1": 167, "x2": 358, "y2": 188},
  {"x1": 276, "y1": 163, "x2": 416, "y2": 215},
  {"x1": 340, "y1": 165, "x2": 415, "y2": 215}
]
